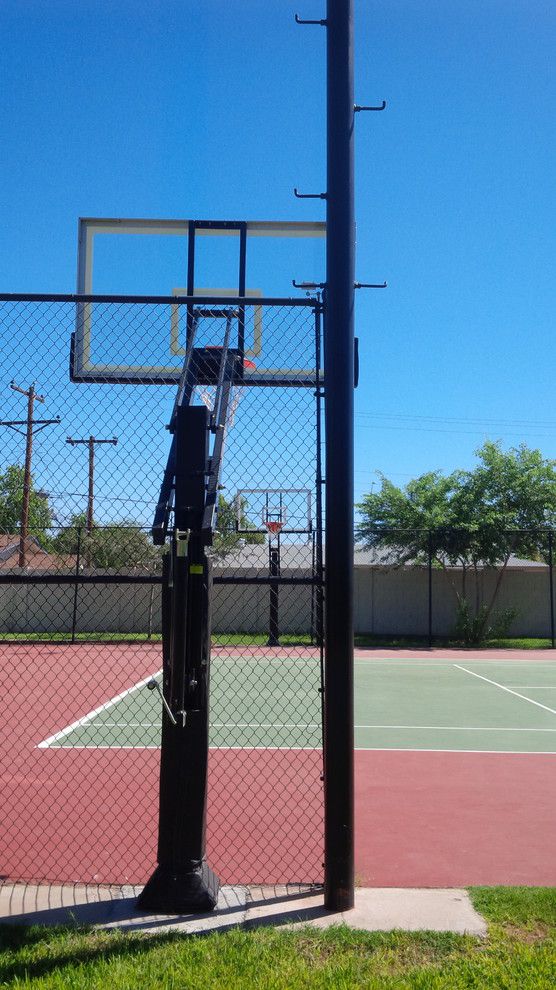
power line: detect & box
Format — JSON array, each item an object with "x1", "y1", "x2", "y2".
[
  {"x1": 356, "y1": 411, "x2": 556, "y2": 428},
  {"x1": 354, "y1": 421, "x2": 556, "y2": 440}
]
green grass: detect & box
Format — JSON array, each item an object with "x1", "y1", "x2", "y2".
[
  {"x1": 0, "y1": 631, "x2": 162, "y2": 643},
  {"x1": 0, "y1": 888, "x2": 554, "y2": 989},
  {"x1": 354, "y1": 633, "x2": 555, "y2": 650},
  {"x1": 0, "y1": 632, "x2": 316, "y2": 646},
  {"x1": 2, "y1": 630, "x2": 553, "y2": 649}
]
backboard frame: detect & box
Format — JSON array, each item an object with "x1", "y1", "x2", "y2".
[
  {"x1": 234, "y1": 488, "x2": 313, "y2": 535},
  {"x1": 72, "y1": 217, "x2": 325, "y2": 386}
]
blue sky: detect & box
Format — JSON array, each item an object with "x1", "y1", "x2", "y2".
[{"x1": 1, "y1": 0, "x2": 555, "y2": 514}]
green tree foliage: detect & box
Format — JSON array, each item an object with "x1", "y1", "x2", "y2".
[
  {"x1": 0, "y1": 463, "x2": 53, "y2": 540},
  {"x1": 52, "y1": 495, "x2": 264, "y2": 569},
  {"x1": 52, "y1": 513, "x2": 161, "y2": 570},
  {"x1": 356, "y1": 441, "x2": 556, "y2": 642},
  {"x1": 211, "y1": 494, "x2": 264, "y2": 559}
]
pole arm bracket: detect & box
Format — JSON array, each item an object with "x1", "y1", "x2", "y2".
[
  {"x1": 294, "y1": 188, "x2": 327, "y2": 200},
  {"x1": 354, "y1": 281, "x2": 387, "y2": 289},
  {"x1": 292, "y1": 280, "x2": 326, "y2": 290},
  {"x1": 354, "y1": 101, "x2": 386, "y2": 112},
  {"x1": 295, "y1": 13, "x2": 327, "y2": 25}
]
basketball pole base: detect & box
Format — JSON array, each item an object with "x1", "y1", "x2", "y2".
[{"x1": 137, "y1": 861, "x2": 220, "y2": 914}]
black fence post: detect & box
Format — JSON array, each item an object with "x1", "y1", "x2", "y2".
[
  {"x1": 71, "y1": 527, "x2": 82, "y2": 643},
  {"x1": 548, "y1": 530, "x2": 555, "y2": 649},
  {"x1": 428, "y1": 530, "x2": 433, "y2": 648},
  {"x1": 267, "y1": 541, "x2": 280, "y2": 646}
]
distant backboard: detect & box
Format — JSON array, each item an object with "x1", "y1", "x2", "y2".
[
  {"x1": 72, "y1": 218, "x2": 325, "y2": 385},
  {"x1": 235, "y1": 488, "x2": 313, "y2": 535}
]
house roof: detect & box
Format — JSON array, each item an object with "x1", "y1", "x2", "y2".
[
  {"x1": 0, "y1": 535, "x2": 76, "y2": 571},
  {"x1": 211, "y1": 540, "x2": 549, "y2": 571}
]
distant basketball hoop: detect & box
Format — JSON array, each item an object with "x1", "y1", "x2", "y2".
[{"x1": 265, "y1": 520, "x2": 284, "y2": 536}]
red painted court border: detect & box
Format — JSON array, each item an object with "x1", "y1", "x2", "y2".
[{"x1": 355, "y1": 749, "x2": 556, "y2": 887}]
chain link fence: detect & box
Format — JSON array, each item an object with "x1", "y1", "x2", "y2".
[{"x1": 0, "y1": 295, "x2": 324, "y2": 886}]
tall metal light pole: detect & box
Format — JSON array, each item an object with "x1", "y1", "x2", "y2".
[
  {"x1": 66, "y1": 436, "x2": 118, "y2": 532},
  {"x1": 324, "y1": 0, "x2": 356, "y2": 912},
  {"x1": 0, "y1": 382, "x2": 60, "y2": 567}
]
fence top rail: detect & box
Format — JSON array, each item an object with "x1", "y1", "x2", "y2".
[{"x1": 0, "y1": 292, "x2": 322, "y2": 308}]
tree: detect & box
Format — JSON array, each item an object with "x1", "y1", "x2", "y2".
[
  {"x1": 52, "y1": 514, "x2": 161, "y2": 570},
  {"x1": 356, "y1": 441, "x2": 556, "y2": 642},
  {"x1": 0, "y1": 463, "x2": 53, "y2": 541},
  {"x1": 210, "y1": 494, "x2": 264, "y2": 559}
]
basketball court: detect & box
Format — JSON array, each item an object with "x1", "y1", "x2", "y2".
[{"x1": 2, "y1": 641, "x2": 554, "y2": 889}]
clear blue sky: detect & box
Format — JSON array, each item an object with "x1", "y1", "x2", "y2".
[{"x1": 1, "y1": 0, "x2": 555, "y2": 512}]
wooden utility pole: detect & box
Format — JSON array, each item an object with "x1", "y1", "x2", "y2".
[
  {"x1": 66, "y1": 436, "x2": 118, "y2": 532},
  {"x1": 0, "y1": 383, "x2": 60, "y2": 567}
]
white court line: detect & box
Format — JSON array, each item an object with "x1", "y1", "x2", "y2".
[
  {"x1": 99, "y1": 722, "x2": 159, "y2": 727},
  {"x1": 506, "y1": 686, "x2": 556, "y2": 689},
  {"x1": 92, "y1": 721, "x2": 321, "y2": 730},
  {"x1": 355, "y1": 724, "x2": 556, "y2": 732},
  {"x1": 354, "y1": 747, "x2": 556, "y2": 755},
  {"x1": 354, "y1": 657, "x2": 556, "y2": 669},
  {"x1": 37, "y1": 671, "x2": 162, "y2": 748},
  {"x1": 39, "y1": 744, "x2": 556, "y2": 755},
  {"x1": 44, "y1": 745, "x2": 321, "y2": 751},
  {"x1": 68, "y1": 720, "x2": 556, "y2": 734},
  {"x1": 453, "y1": 664, "x2": 556, "y2": 717}
]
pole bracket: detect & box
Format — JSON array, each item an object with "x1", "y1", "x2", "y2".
[
  {"x1": 354, "y1": 281, "x2": 387, "y2": 289},
  {"x1": 294, "y1": 188, "x2": 327, "y2": 200},
  {"x1": 175, "y1": 528, "x2": 190, "y2": 557},
  {"x1": 295, "y1": 13, "x2": 327, "y2": 26},
  {"x1": 354, "y1": 101, "x2": 386, "y2": 112},
  {"x1": 292, "y1": 280, "x2": 326, "y2": 290}
]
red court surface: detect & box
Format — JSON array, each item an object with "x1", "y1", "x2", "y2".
[
  {"x1": 353, "y1": 647, "x2": 556, "y2": 887},
  {"x1": 1, "y1": 642, "x2": 555, "y2": 887}
]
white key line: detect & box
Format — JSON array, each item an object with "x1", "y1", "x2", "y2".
[
  {"x1": 36, "y1": 671, "x2": 162, "y2": 748},
  {"x1": 453, "y1": 664, "x2": 556, "y2": 717}
]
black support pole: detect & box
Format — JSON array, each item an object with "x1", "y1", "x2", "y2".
[
  {"x1": 137, "y1": 406, "x2": 219, "y2": 913},
  {"x1": 323, "y1": 0, "x2": 355, "y2": 912},
  {"x1": 267, "y1": 540, "x2": 280, "y2": 647}
]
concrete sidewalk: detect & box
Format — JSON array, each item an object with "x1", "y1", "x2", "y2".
[{"x1": 0, "y1": 882, "x2": 487, "y2": 936}]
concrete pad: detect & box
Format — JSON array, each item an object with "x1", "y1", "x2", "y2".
[
  {"x1": 280, "y1": 888, "x2": 488, "y2": 936},
  {"x1": 0, "y1": 883, "x2": 487, "y2": 936},
  {"x1": 0, "y1": 883, "x2": 249, "y2": 933}
]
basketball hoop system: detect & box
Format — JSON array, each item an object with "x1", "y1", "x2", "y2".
[{"x1": 195, "y1": 357, "x2": 256, "y2": 429}]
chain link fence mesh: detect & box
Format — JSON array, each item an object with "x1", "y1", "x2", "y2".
[{"x1": 0, "y1": 296, "x2": 324, "y2": 886}]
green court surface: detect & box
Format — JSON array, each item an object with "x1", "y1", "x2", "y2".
[{"x1": 38, "y1": 657, "x2": 556, "y2": 754}]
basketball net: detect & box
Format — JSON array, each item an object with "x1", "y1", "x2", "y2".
[
  {"x1": 195, "y1": 358, "x2": 256, "y2": 429},
  {"x1": 265, "y1": 520, "x2": 284, "y2": 536}
]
